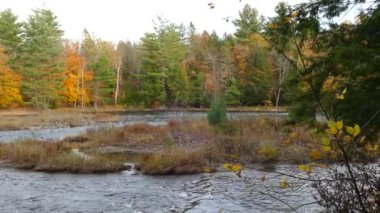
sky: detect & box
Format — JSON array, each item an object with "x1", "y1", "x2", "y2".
[{"x1": 0, "y1": 0, "x2": 356, "y2": 43}]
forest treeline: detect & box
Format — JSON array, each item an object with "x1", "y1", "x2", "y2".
[
  {"x1": 0, "y1": 5, "x2": 283, "y2": 110},
  {"x1": 0, "y1": 1, "x2": 379, "y2": 130}
]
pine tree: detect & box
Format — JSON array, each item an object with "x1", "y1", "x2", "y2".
[
  {"x1": 0, "y1": 9, "x2": 22, "y2": 69},
  {"x1": 20, "y1": 9, "x2": 64, "y2": 108}
]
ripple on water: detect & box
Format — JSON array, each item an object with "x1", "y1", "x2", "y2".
[{"x1": 0, "y1": 165, "x2": 320, "y2": 213}]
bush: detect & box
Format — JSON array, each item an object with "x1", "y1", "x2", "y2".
[
  {"x1": 207, "y1": 98, "x2": 227, "y2": 125},
  {"x1": 259, "y1": 143, "x2": 279, "y2": 162}
]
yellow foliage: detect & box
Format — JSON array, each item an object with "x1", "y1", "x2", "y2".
[
  {"x1": 0, "y1": 47, "x2": 23, "y2": 108},
  {"x1": 346, "y1": 126, "x2": 355, "y2": 135},
  {"x1": 336, "y1": 120, "x2": 343, "y2": 130},
  {"x1": 284, "y1": 16, "x2": 292, "y2": 23},
  {"x1": 323, "y1": 146, "x2": 332, "y2": 152},
  {"x1": 203, "y1": 167, "x2": 213, "y2": 173},
  {"x1": 223, "y1": 163, "x2": 242, "y2": 177},
  {"x1": 291, "y1": 11, "x2": 300, "y2": 17},
  {"x1": 322, "y1": 137, "x2": 330, "y2": 146},
  {"x1": 299, "y1": 164, "x2": 313, "y2": 174},
  {"x1": 61, "y1": 43, "x2": 93, "y2": 106},
  {"x1": 310, "y1": 149, "x2": 322, "y2": 160}
]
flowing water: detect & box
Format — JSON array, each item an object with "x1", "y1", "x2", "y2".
[
  {"x1": 0, "y1": 166, "x2": 320, "y2": 213},
  {"x1": 0, "y1": 111, "x2": 322, "y2": 212}
]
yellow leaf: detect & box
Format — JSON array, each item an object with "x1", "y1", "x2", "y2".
[
  {"x1": 280, "y1": 179, "x2": 289, "y2": 189},
  {"x1": 346, "y1": 126, "x2": 355, "y2": 136},
  {"x1": 299, "y1": 164, "x2": 306, "y2": 172},
  {"x1": 336, "y1": 120, "x2": 343, "y2": 130},
  {"x1": 342, "y1": 88, "x2": 347, "y2": 94},
  {"x1": 323, "y1": 146, "x2": 332, "y2": 152},
  {"x1": 285, "y1": 16, "x2": 292, "y2": 23},
  {"x1": 327, "y1": 120, "x2": 336, "y2": 129},
  {"x1": 305, "y1": 164, "x2": 313, "y2": 174},
  {"x1": 223, "y1": 163, "x2": 242, "y2": 177},
  {"x1": 336, "y1": 94, "x2": 345, "y2": 100},
  {"x1": 203, "y1": 167, "x2": 213, "y2": 173},
  {"x1": 322, "y1": 137, "x2": 330, "y2": 146},
  {"x1": 291, "y1": 11, "x2": 299, "y2": 17},
  {"x1": 326, "y1": 128, "x2": 337, "y2": 135},
  {"x1": 354, "y1": 124, "x2": 361, "y2": 137},
  {"x1": 310, "y1": 149, "x2": 322, "y2": 160}
]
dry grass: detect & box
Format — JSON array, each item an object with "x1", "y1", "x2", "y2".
[
  {"x1": 0, "y1": 110, "x2": 118, "y2": 130},
  {"x1": 0, "y1": 118, "x2": 342, "y2": 174},
  {"x1": 138, "y1": 148, "x2": 213, "y2": 175},
  {"x1": 0, "y1": 140, "x2": 126, "y2": 173}
]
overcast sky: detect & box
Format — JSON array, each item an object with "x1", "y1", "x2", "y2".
[{"x1": 1, "y1": 0, "x2": 356, "y2": 43}]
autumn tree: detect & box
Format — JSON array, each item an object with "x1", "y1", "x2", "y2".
[
  {"x1": 232, "y1": 4, "x2": 272, "y2": 105},
  {"x1": 20, "y1": 9, "x2": 64, "y2": 109},
  {"x1": 0, "y1": 47, "x2": 22, "y2": 108},
  {"x1": 61, "y1": 42, "x2": 92, "y2": 107}
]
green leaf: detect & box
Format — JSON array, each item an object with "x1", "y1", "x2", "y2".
[{"x1": 342, "y1": 87, "x2": 347, "y2": 94}]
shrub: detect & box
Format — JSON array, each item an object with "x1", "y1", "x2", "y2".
[
  {"x1": 207, "y1": 98, "x2": 227, "y2": 126},
  {"x1": 259, "y1": 143, "x2": 279, "y2": 162}
]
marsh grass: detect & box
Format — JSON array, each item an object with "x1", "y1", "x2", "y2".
[
  {"x1": 1, "y1": 117, "x2": 350, "y2": 174},
  {"x1": 0, "y1": 140, "x2": 126, "y2": 173}
]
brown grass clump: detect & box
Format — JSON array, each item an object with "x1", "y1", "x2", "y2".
[
  {"x1": 0, "y1": 140, "x2": 126, "y2": 173},
  {"x1": 138, "y1": 149, "x2": 213, "y2": 175}
]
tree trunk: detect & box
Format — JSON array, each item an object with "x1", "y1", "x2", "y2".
[{"x1": 114, "y1": 55, "x2": 122, "y2": 105}]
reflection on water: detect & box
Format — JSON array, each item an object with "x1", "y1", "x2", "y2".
[{"x1": 0, "y1": 165, "x2": 320, "y2": 213}]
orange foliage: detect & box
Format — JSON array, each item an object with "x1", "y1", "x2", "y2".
[
  {"x1": 61, "y1": 43, "x2": 93, "y2": 106},
  {"x1": 232, "y1": 44, "x2": 249, "y2": 85},
  {"x1": 0, "y1": 47, "x2": 23, "y2": 108}
]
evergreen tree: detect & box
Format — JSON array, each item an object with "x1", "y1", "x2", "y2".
[
  {"x1": 140, "y1": 17, "x2": 188, "y2": 107},
  {"x1": 20, "y1": 9, "x2": 64, "y2": 108},
  {"x1": 0, "y1": 9, "x2": 22, "y2": 69}
]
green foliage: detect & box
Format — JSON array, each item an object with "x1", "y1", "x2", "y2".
[
  {"x1": 139, "y1": 17, "x2": 188, "y2": 107},
  {"x1": 207, "y1": 98, "x2": 227, "y2": 125},
  {"x1": 20, "y1": 8, "x2": 64, "y2": 109},
  {"x1": 225, "y1": 77, "x2": 241, "y2": 106},
  {"x1": 233, "y1": 4, "x2": 262, "y2": 39},
  {"x1": 90, "y1": 54, "x2": 116, "y2": 105},
  {"x1": 0, "y1": 9, "x2": 22, "y2": 69}
]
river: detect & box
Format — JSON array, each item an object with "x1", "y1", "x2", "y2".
[
  {"x1": 0, "y1": 111, "x2": 322, "y2": 212},
  {"x1": 0, "y1": 166, "x2": 319, "y2": 212},
  {"x1": 0, "y1": 111, "x2": 287, "y2": 143}
]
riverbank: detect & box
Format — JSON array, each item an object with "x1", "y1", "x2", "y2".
[
  {"x1": 0, "y1": 118, "x2": 347, "y2": 174},
  {"x1": 0, "y1": 106, "x2": 286, "y2": 131}
]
